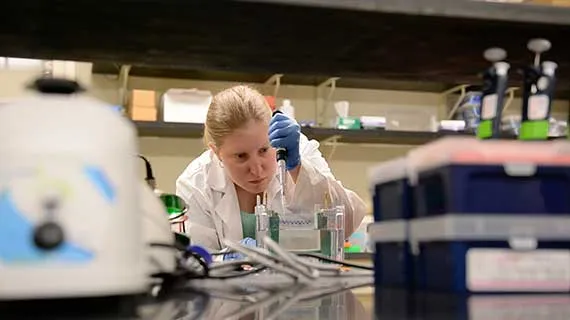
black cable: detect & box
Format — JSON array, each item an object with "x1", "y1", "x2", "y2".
[
  {"x1": 296, "y1": 253, "x2": 374, "y2": 271},
  {"x1": 148, "y1": 242, "x2": 209, "y2": 279},
  {"x1": 207, "y1": 266, "x2": 268, "y2": 279},
  {"x1": 138, "y1": 154, "x2": 156, "y2": 189},
  {"x1": 149, "y1": 242, "x2": 268, "y2": 282},
  {"x1": 149, "y1": 242, "x2": 186, "y2": 252}
]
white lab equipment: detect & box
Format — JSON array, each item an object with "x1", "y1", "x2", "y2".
[
  {"x1": 0, "y1": 78, "x2": 175, "y2": 301},
  {"x1": 161, "y1": 88, "x2": 212, "y2": 123},
  {"x1": 140, "y1": 183, "x2": 177, "y2": 277}
]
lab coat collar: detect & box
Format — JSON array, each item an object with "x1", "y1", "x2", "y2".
[
  {"x1": 208, "y1": 153, "x2": 242, "y2": 242},
  {"x1": 207, "y1": 152, "x2": 227, "y2": 193},
  {"x1": 213, "y1": 183, "x2": 242, "y2": 243}
]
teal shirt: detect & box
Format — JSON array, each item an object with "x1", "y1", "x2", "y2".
[{"x1": 240, "y1": 211, "x2": 257, "y2": 240}]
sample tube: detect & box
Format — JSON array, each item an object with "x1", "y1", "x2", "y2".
[
  {"x1": 255, "y1": 194, "x2": 269, "y2": 248},
  {"x1": 335, "y1": 205, "x2": 345, "y2": 261}
]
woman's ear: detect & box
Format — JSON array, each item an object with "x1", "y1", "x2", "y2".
[{"x1": 208, "y1": 143, "x2": 220, "y2": 161}]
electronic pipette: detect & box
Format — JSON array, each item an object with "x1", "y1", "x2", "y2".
[
  {"x1": 273, "y1": 110, "x2": 288, "y2": 212},
  {"x1": 520, "y1": 38, "x2": 557, "y2": 141},
  {"x1": 477, "y1": 47, "x2": 509, "y2": 140}
]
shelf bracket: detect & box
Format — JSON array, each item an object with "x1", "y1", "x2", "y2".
[
  {"x1": 502, "y1": 87, "x2": 519, "y2": 113},
  {"x1": 119, "y1": 64, "x2": 132, "y2": 111},
  {"x1": 264, "y1": 74, "x2": 284, "y2": 98},
  {"x1": 321, "y1": 134, "x2": 342, "y2": 145},
  {"x1": 320, "y1": 134, "x2": 342, "y2": 161},
  {"x1": 316, "y1": 77, "x2": 340, "y2": 126},
  {"x1": 442, "y1": 84, "x2": 470, "y2": 120}
]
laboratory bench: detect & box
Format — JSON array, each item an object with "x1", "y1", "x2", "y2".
[
  {"x1": 6, "y1": 285, "x2": 570, "y2": 319},
  {"x1": 2, "y1": 285, "x2": 373, "y2": 320}
]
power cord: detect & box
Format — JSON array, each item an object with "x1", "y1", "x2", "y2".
[
  {"x1": 138, "y1": 154, "x2": 156, "y2": 190},
  {"x1": 148, "y1": 242, "x2": 268, "y2": 283},
  {"x1": 149, "y1": 236, "x2": 373, "y2": 302},
  {"x1": 296, "y1": 252, "x2": 374, "y2": 271}
]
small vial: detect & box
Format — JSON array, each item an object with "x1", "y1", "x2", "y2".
[{"x1": 255, "y1": 195, "x2": 269, "y2": 248}]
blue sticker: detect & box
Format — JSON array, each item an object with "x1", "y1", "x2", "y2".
[
  {"x1": 0, "y1": 192, "x2": 93, "y2": 264},
  {"x1": 84, "y1": 166, "x2": 115, "y2": 203}
]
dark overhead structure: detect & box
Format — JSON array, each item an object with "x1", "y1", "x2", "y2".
[{"x1": 1, "y1": 0, "x2": 569, "y2": 95}]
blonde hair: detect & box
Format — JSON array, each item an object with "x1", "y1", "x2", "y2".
[{"x1": 204, "y1": 85, "x2": 271, "y2": 147}]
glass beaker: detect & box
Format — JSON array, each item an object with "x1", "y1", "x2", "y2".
[
  {"x1": 314, "y1": 204, "x2": 345, "y2": 260},
  {"x1": 255, "y1": 205, "x2": 280, "y2": 248}
]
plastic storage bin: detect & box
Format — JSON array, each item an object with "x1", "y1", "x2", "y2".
[
  {"x1": 369, "y1": 158, "x2": 414, "y2": 221},
  {"x1": 407, "y1": 137, "x2": 570, "y2": 217},
  {"x1": 409, "y1": 214, "x2": 570, "y2": 294},
  {"x1": 415, "y1": 164, "x2": 570, "y2": 217},
  {"x1": 369, "y1": 221, "x2": 414, "y2": 289}
]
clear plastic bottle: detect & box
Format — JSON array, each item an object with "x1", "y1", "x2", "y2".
[{"x1": 279, "y1": 99, "x2": 295, "y2": 120}]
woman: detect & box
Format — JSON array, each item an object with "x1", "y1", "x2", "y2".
[{"x1": 176, "y1": 85, "x2": 367, "y2": 251}]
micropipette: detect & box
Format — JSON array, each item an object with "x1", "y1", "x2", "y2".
[
  {"x1": 520, "y1": 38, "x2": 557, "y2": 141},
  {"x1": 272, "y1": 110, "x2": 288, "y2": 212},
  {"x1": 477, "y1": 47, "x2": 509, "y2": 140}
]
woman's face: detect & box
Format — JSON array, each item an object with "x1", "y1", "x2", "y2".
[{"x1": 214, "y1": 120, "x2": 277, "y2": 195}]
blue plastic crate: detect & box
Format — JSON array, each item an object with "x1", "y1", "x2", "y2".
[
  {"x1": 410, "y1": 215, "x2": 570, "y2": 294},
  {"x1": 369, "y1": 221, "x2": 414, "y2": 289},
  {"x1": 414, "y1": 164, "x2": 570, "y2": 217},
  {"x1": 369, "y1": 158, "x2": 413, "y2": 221}
]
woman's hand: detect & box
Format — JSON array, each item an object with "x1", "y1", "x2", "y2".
[
  {"x1": 268, "y1": 113, "x2": 301, "y2": 171},
  {"x1": 223, "y1": 237, "x2": 257, "y2": 261}
]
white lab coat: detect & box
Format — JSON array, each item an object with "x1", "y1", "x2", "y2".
[{"x1": 175, "y1": 134, "x2": 367, "y2": 251}]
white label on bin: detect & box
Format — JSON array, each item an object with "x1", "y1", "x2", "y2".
[
  {"x1": 466, "y1": 249, "x2": 570, "y2": 292},
  {"x1": 481, "y1": 94, "x2": 497, "y2": 119},
  {"x1": 528, "y1": 94, "x2": 549, "y2": 120},
  {"x1": 468, "y1": 295, "x2": 570, "y2": 320}
]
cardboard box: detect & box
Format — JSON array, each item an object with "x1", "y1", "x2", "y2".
[
  {"x1": 130, "y1": 89, "x2": 157, "y2": 121},
  {"x1": 131, "y1": 106, "x2": 157, "y2": 121},
  {"x1": 131, "y1": 90, "x2": 156, "y2": 108}
]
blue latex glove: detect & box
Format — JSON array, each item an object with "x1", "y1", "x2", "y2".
[
  {"x1": 223, "y1": 237, "x2": 257, "y2": 261},
  {"x1": 269, "y1": 113, "x2": 301, "y2": 170}
]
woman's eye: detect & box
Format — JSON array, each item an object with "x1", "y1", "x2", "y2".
[
  {"x1": 236, "y1": 153, "x2": 247, "y2": 160},
  {"x1": 259, "y1": 147, "x2": 269, "y2": 154}
]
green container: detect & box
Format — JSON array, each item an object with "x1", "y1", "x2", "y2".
[
  {"x1": 269, "y1": 214, "x2": 280, "y2": 244},
  {"x1": 317, "y1": 212, "x2": 332, "y2": 257},
  {"x1": 336, "y1": 117, "x2": 361, "y2": 130},
  {"x1": 160, "y1": 193, "x2": 187, "y2": 219}
]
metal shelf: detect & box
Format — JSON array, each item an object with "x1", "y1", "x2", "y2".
[
  {"x1": 134, "y1": 121, "x2": 472, "y2": 145},
  {"x1": 136, "y1": 121, "x2": 205, "y2": 139}
]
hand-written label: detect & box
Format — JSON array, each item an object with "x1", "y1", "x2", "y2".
[{"x1": 467, "y1": 249, "x2": 570, "y2": 292}]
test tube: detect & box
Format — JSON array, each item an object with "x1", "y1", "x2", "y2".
[
  {"x1": 255, "y1": 194, "x2": 269, "y2": 248},
  {"x1": 335, "y1": 205, "x2": 345, "y2": 261}
]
